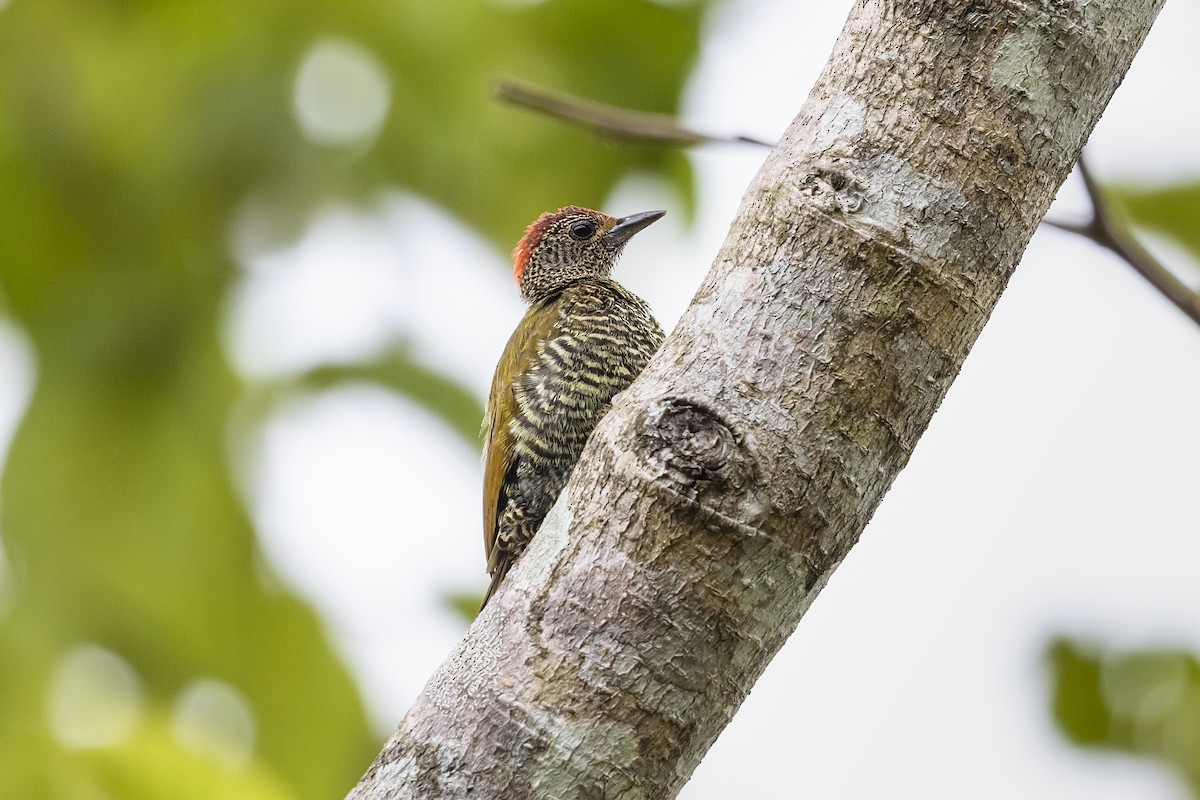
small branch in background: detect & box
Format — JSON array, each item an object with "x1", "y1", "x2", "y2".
[
  {"x1": 1043, "y1": 155, "x2": 1200, "y2": 326},
  {"x1": 497, "y1": 83, "x2": 1198, "y2": 326},
  {"x1": 494, "y1": 79, "x2": 774, "y2": 148}
]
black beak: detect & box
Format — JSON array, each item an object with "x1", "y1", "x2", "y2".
[{"x1": 606, "y1": 209, "x2": 666, "y2": 246}]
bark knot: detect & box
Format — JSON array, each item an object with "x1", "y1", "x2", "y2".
[
  {"x1": 649, "y1": 399, "x2": 733, "y2": 485},
  {"x1": 796, "y1": 165, "x2": 866, "y2": 215},
  {"x1": 634, "y1": 399, "x2": 766, "y2": 539}
]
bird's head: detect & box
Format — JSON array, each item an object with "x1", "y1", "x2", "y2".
[{"x1": 511, "y1": 206, "x2": 665, "y2": 303}]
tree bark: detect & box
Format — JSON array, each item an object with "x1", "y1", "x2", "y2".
[{"x1": 348, "y1": 1, "x2": 1164, "y2": 797}]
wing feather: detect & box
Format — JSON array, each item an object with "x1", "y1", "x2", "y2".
[{"x1": 482, "y1": 300, "x2": 561, "y2": 569}]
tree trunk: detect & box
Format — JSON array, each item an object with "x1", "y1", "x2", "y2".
[{"x1": 348, "y1": 1, "x2": 1164, "y2": 797}]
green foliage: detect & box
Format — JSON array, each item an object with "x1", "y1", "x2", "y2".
[
  {"x1": 291, "y1": 351, "x2": 484, "y2": 445},
  {"x1": 1048, "y1": 638, "x2": 1200, "y2": 795},
  {"x1": 1111, "y1": 181, "x2": 1200, "y2": 271},
  {"x1": 0, "y1": 0, "x2": 706, "y2": 796},
  {"x1": 441, "y1": 591, "x2": 486, "y2": 626},
  {"x1": 3, "y1": 715, "x2": 296, "y2": 800}
]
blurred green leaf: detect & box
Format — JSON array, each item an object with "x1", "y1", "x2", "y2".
[
  {"x1": 441, "y1": 590, "x2": 486, "y2": 626},
  {"x1": 1048, "y1": 639, "x2": 1112, "y2": 746},
  {"x1": 1110, "y1": 182, "x2": 1200, "y2": 270},
  {"x1": 293, "y1": 351, "x2": 485, "y2": 445},
  {"x1": 1048, "y1": 638, "x2": 1200, "y2": 795},
  {"x1": 1, "y1": 713, "x2": 297, "y2": 800},
  {"x1": 0, "y1": 0, "x2": 707, "y2": 796}
]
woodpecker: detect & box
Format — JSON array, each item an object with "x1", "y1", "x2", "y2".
[{"x1": 481, "y1": 205, "x2": 665, "y2": 606}]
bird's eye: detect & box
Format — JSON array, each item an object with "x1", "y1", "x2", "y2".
[{"x1": 569, "y1": 220, "x2": 597, "y2": 241}]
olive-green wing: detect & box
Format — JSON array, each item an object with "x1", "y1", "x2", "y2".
[{"x1": 482, "y1": 300, "x2": 561, "y2": 571}]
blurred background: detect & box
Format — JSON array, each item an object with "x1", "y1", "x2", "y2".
[{"x1": 1, "y1": 0, "x2": 1198, "y2": 798}]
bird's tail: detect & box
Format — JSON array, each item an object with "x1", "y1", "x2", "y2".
[{"x1": 479, "y1": 559, "x2": 511, "y2": 611}]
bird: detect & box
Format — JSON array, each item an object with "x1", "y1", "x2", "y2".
[{"x1": 481, "y1": 205, "x2": 666, "y2": 607}]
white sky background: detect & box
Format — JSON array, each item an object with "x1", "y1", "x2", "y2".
[{"x1": 2, "y1": 0, "x2": 1198, "y2": 797}]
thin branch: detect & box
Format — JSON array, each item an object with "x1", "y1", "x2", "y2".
[
  {"x1": 499, "y1": 80, "x2": 1199, "y2": 326},
  {"x1": 494, "y1": 78, "x2": 774, "y2": 148},
  {"x1": 1044, "y1": 155, "x2": 1200, "y2": 326},
  {"x1": 499, "y1": 78, "x2": 1200, "y2": 325}
]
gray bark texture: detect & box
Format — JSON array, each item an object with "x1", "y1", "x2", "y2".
[{"x1": 349, "y1": 1, "x2": 1164, "y2": 797}]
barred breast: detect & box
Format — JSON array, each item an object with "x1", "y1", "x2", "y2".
[{"x1": 508, "y1": 277, "x2": 664, "y2": 539}]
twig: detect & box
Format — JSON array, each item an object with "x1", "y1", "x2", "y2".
[
  {"x1": 1043, "y1": 155, "x2": 1200, "y2": 326},
  {"x1": 494, "y1": 79, "x2": 774, "y2": 148},
  {"x1": 498, "y1": 83, "x2": 1198, "y2": 325}
]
